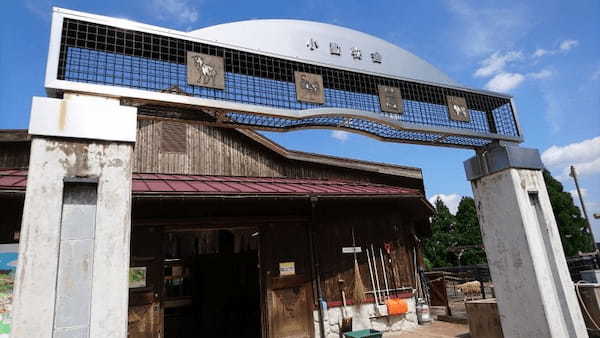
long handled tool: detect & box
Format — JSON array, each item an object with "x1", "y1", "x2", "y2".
[
  {"x1": 366, "y1": 248, "x2": 378, "y2": 305},
  {"x1": 380, "y1": 248, "x2": 390, "y2": 298},
  {"x1": 339, "y1": 279, "x2": 352, "y2": 333},
  {"x1": 371, "y1": 244, "x2": 382, "y2": 303},
  {"x1": 352, "y1": 227, "x2": 366, "y2": 304}
]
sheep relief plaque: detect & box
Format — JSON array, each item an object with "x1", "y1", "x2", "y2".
[
  {"x1": 294, "y1": 71, "x2": 325, "y2": 104},
  {"x1": 187, "y1": 52, "x2": 225, "y2": 90},
  {"x1": 447, "y1": 95, "x2": 470, "y2": 122}
]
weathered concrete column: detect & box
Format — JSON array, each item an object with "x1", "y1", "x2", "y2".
[
  {"x1": 12, "y1": 94, "x2": 137, "y2": 337},
  {"x1": 465, "y1": 144, "x2": 588, "y2": 338}
]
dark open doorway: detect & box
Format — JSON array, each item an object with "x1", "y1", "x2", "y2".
[{"x1": 163, "y1": 228, "x2": 262, "y2": 338}]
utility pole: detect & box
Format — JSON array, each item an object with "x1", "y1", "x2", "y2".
[{"x1": 570, "y1": 165, "x2": 596, "y2": 250}]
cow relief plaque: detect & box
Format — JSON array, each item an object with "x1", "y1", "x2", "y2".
[
  {"x1": 378, "y1": 85, "x2": 403, "y2": 114},
  {"x1": 187, "y1": 51, "x2": 225, "y2": 90},
  {"x1": 294, "y1": 71, "x2": 325, "y2": 104},
  {"x1": 447, "y1": 95, "x2": 470, "y2": 122}
]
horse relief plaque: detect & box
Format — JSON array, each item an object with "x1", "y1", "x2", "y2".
[
  {"x1": 447, "y1": 95, "x2": 470, "y2": 122},
  {"x1": 294, "y1": 71, "x2": 325, "y2": 104},
  {"x1": 187, "y1": 52, "x2": 225, "y2": 90}
]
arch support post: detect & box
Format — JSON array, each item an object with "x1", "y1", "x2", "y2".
[
  {"x1": 12, "y1": 94, "x2": 137, "y2": 338},
  {"x1": 464, "y1": 144, "x2": 588, "y2": 338}
]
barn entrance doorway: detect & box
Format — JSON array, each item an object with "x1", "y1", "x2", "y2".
[{"x1": 162, "y1": 228, "x2": 262, "y2": 338}]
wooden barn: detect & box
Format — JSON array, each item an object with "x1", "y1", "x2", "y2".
[{"x1": 0, "y1": 117, "x2": 432, "y2": 338}]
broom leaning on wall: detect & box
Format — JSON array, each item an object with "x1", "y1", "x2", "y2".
[{"x1": 352, "y1": 227, "x2": 367, "y2": 304}]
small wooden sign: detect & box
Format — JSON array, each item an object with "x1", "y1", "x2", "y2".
[
  {"x1": 378, "y1": 85, "x2": 403, "y2": 114},
  {"x1": 294, "y1": 71, "x2": 325, "y2": 104},
  {"x1": 279, "y1": 262, "x2": 296, "y2": 276},
  {"x1": 447, "y1": 95, "x2": 470, "y2": 122},
  {"x1": 187, "y1": 51, "x2": 225, "y2": 90},
  {"x1": 342, "y1": 247, "x2": 362, "y2": 254}
]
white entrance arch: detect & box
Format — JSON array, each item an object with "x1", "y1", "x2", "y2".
[{"x1": 12, "y1": 7, "x2": 588, "y2": 338}]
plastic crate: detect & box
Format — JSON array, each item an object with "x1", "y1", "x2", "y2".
[{"x1": 344, "y1": 329, "x2": 383, "y2": 338}]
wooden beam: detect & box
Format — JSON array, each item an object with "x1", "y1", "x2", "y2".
[
  {"x1": 0, "y1": 130, "x2": 30, "y2": 142},
  {"x1": 133, "y1": 216, "x2": 309, "y2": 228}
]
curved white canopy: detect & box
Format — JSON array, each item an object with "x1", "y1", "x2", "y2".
[{"x1": 189, "y1": 19, "x2": 458, "y2": 87}]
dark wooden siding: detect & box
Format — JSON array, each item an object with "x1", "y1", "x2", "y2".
[
  {"x1": 0, "y1": 120, "x2": 423, "y2": 189},
  {"x1": 133, "y1": 119, "x2": 422, "y2": 189},
  {"x1": 0, "y1": 142, "x2": 30, "y2": 169},
  {"x1": 316, "y1": 201, "x2": 417, "y2": 304}
]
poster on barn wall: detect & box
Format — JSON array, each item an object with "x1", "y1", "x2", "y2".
[
  {"x1": 0, "y1": 243, "x2": 18, "y2": 337},
  {"x1": 129, "y1": 267, "x2": 147, "y2": 288}
]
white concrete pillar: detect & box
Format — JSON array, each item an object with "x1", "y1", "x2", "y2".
[
  {"x1": 465, "y1": 145, "x2": 588, "y2": 338},
  {"x1": 11, "y1": 94, "x2": 137, "y2": 338}
]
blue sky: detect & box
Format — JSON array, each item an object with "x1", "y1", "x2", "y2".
[{"x1": 1, "y1": 0, "x2": 599, "y2": 235}]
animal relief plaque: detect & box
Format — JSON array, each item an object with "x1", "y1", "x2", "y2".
[
  {"x1": 447, "y1": 95, "x2": 470, "y2": 122},
  {"x1": 294, "y1": 71, "x2": 325, "y2": 104},
  {"x1": 187, "y1": 51, "x2": 225, "y2": 90},
  {"x1": 378, "y1": 85, "x2": 403, "y2": 114}
]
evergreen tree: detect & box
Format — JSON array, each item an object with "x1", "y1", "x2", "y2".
[
  {"x1": 424, "y1": 198, "x2": 457, "y2": 267},
  {"x1": 454, "y1": 197, "x2": 487, "y2": 265},
  {"x1": 543, "y1": 169, "x2": 593, "y2": 256},
  {"x1": 425, "y1": 169, "x2": 591, "y2": 268}
]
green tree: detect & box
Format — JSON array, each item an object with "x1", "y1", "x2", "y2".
[
  {"x1": 543, "y1": 169, "x2": 593, "y2": 257},
  {"x1": 454, "y1": 197, "x2": 487, "y2": 265},
  {"x1": 425, "y1": 169, "x2": 591, "y2": 267},
  {"x1": 424, "y1": 198, "x2": 456, "y2": 267}
]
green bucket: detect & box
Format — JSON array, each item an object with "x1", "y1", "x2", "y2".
[{"x1": 343, "y1": 329, "x2": 383, "y2": 338}]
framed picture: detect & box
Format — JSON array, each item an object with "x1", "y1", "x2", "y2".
[{"x1": 129, "y1": 266, "x2": 147, "y2": 288}]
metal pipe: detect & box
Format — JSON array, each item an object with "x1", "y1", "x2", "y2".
[
  {"x1": 371, "y1": 245, "x2": 382, "y2": 304},
  {"x1": 380, "y1": 248, "x2": 390, "y2": 299},
  {"x1": 570, "y1": 166, "x2": 597, "y2": 251},
  {"x1": 308, "y1": 197, "x2": 326, "y2": 338},
  {"x1": 366, "y1": 248, "x2": 378, "y2": 305}
]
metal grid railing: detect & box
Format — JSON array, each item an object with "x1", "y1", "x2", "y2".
[{"x1": 56, "y1": 18, "x2": 520, "y2": 148}]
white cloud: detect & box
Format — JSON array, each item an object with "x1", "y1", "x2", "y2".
[
  {"x1": 543, "y1": 137, "x2": 600, "y2": 184},
  {"x1": 532, "y1": 39, "x2": 579, "y2": 57},
  {"x1": 331, "y1": 130, "x2": 350, "y2": 142},
  {"x1": 560, "y1": 39, "x2": 579, "y2": 51},
  {"x1": 151, "y1": 0, "x2": 199, "y2": 25},
  {"x1": 564, "y1": 158, "x2": 600, "y2": 178},
  {"x1": 24, "y1": 0, "x2": 52, "y2": 21},
  {"x1": 570, "y1": 188, "x2": 587, "y2": 200},
  {"x1": 533, "y1": 49, "x2": 549, "y2": 58},
  {"x1": 484, "y1": 72, "x2": 525, "y2": 92},
  {"x1": 474, "y1": 51, "x2": 523, "y2": 77},
  {"x1": 528, "y1": 69, "x2": 553, "y2": 79},
  {"x1": 592, "y1": 66, "x2": 600, "y2": 81},
  {"x1": 445, "y1": 2, "x2": 529, "y2": 57},
  {"x1": 429, "y1": 193, "x2": 462, "y2": 215},
  {"x1": 542, "y1": 136, "x2": 600, "y2": 168}
]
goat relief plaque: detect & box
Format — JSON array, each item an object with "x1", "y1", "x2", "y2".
[
  {"x1": 187, "y1": 52, "x2": 225, "y2": 90},
  {"x1": 294, "y1": 71, "x2": 325, "y2": 104},
  {"x1": 378, "y1": 85, "x2": 403, "y2": 114},
  {"x1": 447, "y1": 95, "x2": 470, "y2": 122}
]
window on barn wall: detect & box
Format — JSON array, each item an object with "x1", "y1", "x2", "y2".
[{"x1": 160, "y1": 122, "x2": 188, "y2": 153}]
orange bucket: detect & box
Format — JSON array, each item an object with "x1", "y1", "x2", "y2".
[{"x1": 385, "y1": 298, "x2": 408, "y2": 315}]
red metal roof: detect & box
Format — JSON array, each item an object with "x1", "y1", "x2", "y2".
[{"x1": 0, "y1": 169, "x2": 422, "y2": 197}]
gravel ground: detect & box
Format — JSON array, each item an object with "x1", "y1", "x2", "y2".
[{"x1": 383, "y1": 321, "x2": 470, "y2": 338}]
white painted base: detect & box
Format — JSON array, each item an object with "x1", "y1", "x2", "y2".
[
  {"x1": 314, "y1": 298, "x2": 418, "y2": 338},
  {"x1": 471, "y1": 168, "x2": 588, "y2": 338}
]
